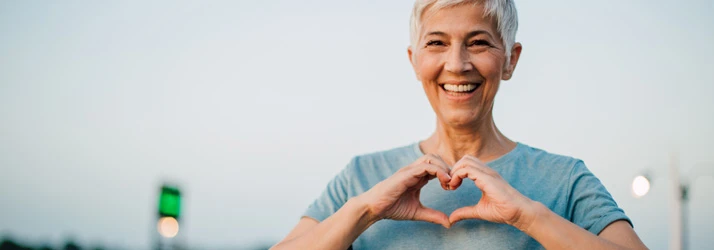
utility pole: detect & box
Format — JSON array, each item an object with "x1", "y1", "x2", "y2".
[{"x1": 669, "y1": 153, "x2": 681, "y2": 250}]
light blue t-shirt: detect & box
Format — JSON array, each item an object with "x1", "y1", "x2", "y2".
[{"x1": 304, "y1": 142, "x2": 631, "y2": 249}]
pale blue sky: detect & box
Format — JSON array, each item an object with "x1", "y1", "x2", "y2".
[{"x1": 1, "y1": 0, "x2": 713, "y2": 249}]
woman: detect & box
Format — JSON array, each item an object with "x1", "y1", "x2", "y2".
[{"x1": 273, "y1": 0, "x2": 648, "y2": 249}]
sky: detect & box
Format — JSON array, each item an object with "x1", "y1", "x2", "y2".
[{"x1": 1, "y1": 0, "x2": 713, "y2": 249}]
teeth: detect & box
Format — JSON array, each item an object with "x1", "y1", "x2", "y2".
[{"x1": 443, "y1": 84, "x2": 477, "y2": 92}]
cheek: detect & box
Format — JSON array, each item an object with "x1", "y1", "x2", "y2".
[
  {"x1": 474, "y1": 58, "x2": 502, "y2": 77},
  {"x1": 474, "y1": 51, "x2": 506, "y2": 78},
  {"x1": 415, "y1": 54, "x2": 442, "y2": 82},
  {"x1": 474, "y1": 55, "x2": 504, "y2": 104}
]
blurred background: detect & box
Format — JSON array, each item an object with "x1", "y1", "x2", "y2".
[{"x1": 1, "y1": 0, "x2": 712, "y2": 249}]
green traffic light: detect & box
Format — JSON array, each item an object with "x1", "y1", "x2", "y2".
[{"x1": 159, "y1": 185, "x2": 181, "y2": 218}]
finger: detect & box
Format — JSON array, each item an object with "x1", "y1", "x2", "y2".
[
  {"x1": 423, "y1": 153, "x2": 451, "y2": 172},
  {"x1": 449, "y1": 157, "x2": 471, "y2": 176},
  {"x1": 447, "y1": 168, "x2": 467, "y2": 190},
  {"x1": 412, "y1": 163, "x2": 452, "y2": 189},
  {"x1": 395, "y1": 163, "x2": 450, "y2": 189},
  {"x1": 448, "y1": 167, "x2": 492, "y2": 190},
  {"x1": 414, "y1": 206, "x2": 451, "y2": 228},
  {"x1": 449, "y1": 206, "x2": 480, "y2": 224},
  {"x1": 457, "y1": 155, "x2": 499, "y2": 177},
  {"x1": 422, "y1": 155, "x2": 452, "y2": 190},
  {"x1": 421, "y1": 154, "x2": 452, "y2": 188},
  {"x1": 413, "y1": 177, "x2": 430, "y2": 190},
  {"x1": 451, "y1": 155, "x2": 499, "y2": 179}
]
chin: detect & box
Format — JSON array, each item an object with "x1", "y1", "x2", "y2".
[{"x1": 440, "y1": 109, "x2": 482, "y2": 128}]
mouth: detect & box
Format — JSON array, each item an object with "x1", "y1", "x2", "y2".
[{"x1": 439, "y1": 82, "x2": 482, "y2": 96}]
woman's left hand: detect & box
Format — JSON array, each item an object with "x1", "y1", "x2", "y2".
[{"x1": 447, "y1": 155, "x2": 537, "y2": 230}]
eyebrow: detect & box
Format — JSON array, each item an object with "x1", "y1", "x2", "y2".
[{"x1": 424, "y1": 30, "x2": 494, "y2": 40}]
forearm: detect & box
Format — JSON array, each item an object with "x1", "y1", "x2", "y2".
[
  {"x1": 518, "y1": 202, "x2": 629, "y2": 250},
  {"x1": 272, "y1": 197, "x2": 377, "y2": 250}
]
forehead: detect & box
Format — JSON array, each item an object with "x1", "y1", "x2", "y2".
[{"x1": 420, "y1": 3, "x2": 497, "y2": 37}]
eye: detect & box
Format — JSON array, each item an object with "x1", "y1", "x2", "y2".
[
  {"x1": 468, "y1": 39, "x2": 491, "y2": 47},
  {"x1": 425, "y1": 40, "x2": 446, "y2": 47}
]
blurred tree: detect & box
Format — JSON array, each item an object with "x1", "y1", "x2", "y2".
[
  {"x1": 0, "y1": 238, "x2": 32, "y2": 250},
  {"x1": 61, "y1": 241, "x2": 81, "y2": 250}
]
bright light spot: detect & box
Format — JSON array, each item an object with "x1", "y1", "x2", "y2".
[
  {"x1": 157, "y1": 217, "x2": 179, "y2": 238},
  {"x1": 632, "y1": 175, "x2": 651, "y2": 198}
]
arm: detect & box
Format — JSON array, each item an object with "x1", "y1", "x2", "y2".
[
  {"x1": 518, "y1": 201, "x2": 647, "y2": 250},
  {"x1": 448, "y1": 156, "x2": 647, "y2": 250},
  {"x1": 271, "y1": 197, "x2": 377, "y2": 250},
  {"x1": 272, "y1": 154, "x2": 453, "y2": 250}
]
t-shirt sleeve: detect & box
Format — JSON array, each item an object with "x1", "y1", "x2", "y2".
[
  {"x1": 567, "y1": 160, "x2": 632, "y2": 235},
  {"x1": 302, "y1": 158, "x2": 356, "y2": 222}
]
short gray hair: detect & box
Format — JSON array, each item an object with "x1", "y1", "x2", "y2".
[{"x1": 409, "y1": 0, "x2": 518, "y2": 57}]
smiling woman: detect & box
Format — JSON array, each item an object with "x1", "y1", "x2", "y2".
[{"x1": 272, "y1": 0, "x2": 648, "y2": 249}]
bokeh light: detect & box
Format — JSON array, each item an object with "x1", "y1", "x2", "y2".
[
  {"x1": 157, "y1": 217, "x2": 179, "y2": 238},
  {"x1": 632, "y1": 175, "x2": 651, "y2": 198}
]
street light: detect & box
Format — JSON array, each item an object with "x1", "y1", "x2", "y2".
[{"x1": 632, "y1": 155, "x2": 712, "y2": 250}]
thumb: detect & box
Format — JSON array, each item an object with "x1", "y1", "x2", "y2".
[
  {"x1": 449, "y1": 206, "x2": 479, "y2": 225},
  {"x1": 413, "y1": 206, "x2": 451, "y2": 228}
]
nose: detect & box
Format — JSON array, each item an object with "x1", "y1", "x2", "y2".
[{"x1": 444, "y1": 45, "x2": 473, "y2": 73}]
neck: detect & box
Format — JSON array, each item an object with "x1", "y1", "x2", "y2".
[{"x1": 420, "y1": 114, "x2": 515, "y2": 165}]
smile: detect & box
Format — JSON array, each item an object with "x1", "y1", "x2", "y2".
[
  {"x1": 438, "y1": 82, "x2": 482, "y2": 100},
  {"x1": 440, "y1": 83, "x2": 479, "y2": 93}
]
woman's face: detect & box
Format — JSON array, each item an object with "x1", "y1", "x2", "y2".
[{"x1": 409, "y1": 3, "x2": 521, "y2": 129}]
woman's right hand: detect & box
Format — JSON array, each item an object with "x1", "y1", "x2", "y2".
[{"x1": 356, "y1": 154, "x2": 453, "y2": 228}]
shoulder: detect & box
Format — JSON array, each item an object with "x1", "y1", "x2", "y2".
[
  {"x1": 513, "y1": 143, "x2": 586, "y2": 176},
  {"x1": 350, "y1": 142, "x2": 421, "y2": 169},
  {"x1": 341, "y1": 143, "x2": 421, "y2": 188}
]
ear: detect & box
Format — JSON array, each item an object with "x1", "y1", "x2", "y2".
[
  {"x1": 408, "y1": 46, "x2": 420, "y2": 79},
  {"x1": 502, "y1": 42, "x2": 522, "y2": 81}
]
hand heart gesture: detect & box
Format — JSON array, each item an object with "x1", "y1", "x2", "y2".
[{"x1": 359, "y1": 154, "x2": 535, "y2": 229}]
